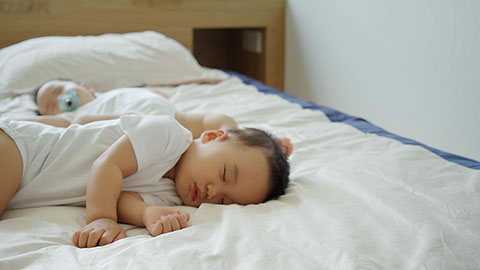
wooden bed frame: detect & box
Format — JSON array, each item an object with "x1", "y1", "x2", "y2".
[{"x1": 0, "y1": 0, "x2": 285, "y2": 90}]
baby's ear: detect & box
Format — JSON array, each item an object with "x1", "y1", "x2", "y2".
[{"x1": 200, "y1": 129, "x2": 228, "y2": 143}]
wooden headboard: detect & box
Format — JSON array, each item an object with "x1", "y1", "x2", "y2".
[{"x1": 0, "y1": 0, "x2": 285, "y2": 89}]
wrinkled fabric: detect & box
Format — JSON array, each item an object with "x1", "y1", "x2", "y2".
[{"x1": 1, "y1": 77, "x2": 479, "y2": 269}]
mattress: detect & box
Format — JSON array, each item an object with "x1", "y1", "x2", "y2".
[{"x1": 1, "y1": 74, "x2": 479, "y2": 269}]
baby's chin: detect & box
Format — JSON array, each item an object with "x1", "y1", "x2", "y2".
[
  {"x1": 183, "y1": 201, "x2": 198, "y2": 207},
  {"x1": 176, "y1": 187, "x2": 195, "y2": 207},
  {"x1": 182, "y1": 196, "x2": 202, "y2": 208}
]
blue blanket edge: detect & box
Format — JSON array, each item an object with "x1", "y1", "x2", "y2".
[{"x1": 224, "y1": 70, "x2": 480, "y2": 170}]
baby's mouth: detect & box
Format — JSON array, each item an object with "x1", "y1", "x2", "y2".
[{"x1": 191, "y1": 183, "x2": 200, "y2": 201}]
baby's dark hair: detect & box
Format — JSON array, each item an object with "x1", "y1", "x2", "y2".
[
  {"x1": 228, "y1": 128, "x2": 290, "y2": 202},
  {"x1": 32, "y1": 85, "x2": 42, "y2": 115}
]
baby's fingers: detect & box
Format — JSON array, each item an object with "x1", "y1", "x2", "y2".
[
  {"x1": 75, "y1": 229, "x2": 93, "y2": 248},
  {"x1": 98, "y1": 230, "x2": 115, "y2": 246},
  {"x1": 168, "y1": 215, "x2": 181, "y2": 231},
  {"x1": 147, "y1": 220, "x2": 164, "y2": 237},
  {"x1": 146, "y1": 213, "x2": 188, "y2": 237},
  {"x1": 98, "y1": 228, "x2": 125, "y2": 246},
  {"x1": 162, "y1": 216, "x2": 172, "y2": 233},
  {"x1": 114, "y1": 229, "x2": 127, "y2": 241},
  {"x1": 72, "y1": 231, "x2": 81, "y2": 247},
  {"x1": 87, "y1": 228, "x2": 105, "y2": 248},
  {"x1": 176, "y1": 214, "x2": 188, "y2": 229},
  {"x1": 277, "y1": 137, "x2": 293, "y2": 156},
  {"x1": 177, "y1": 211, "x2": 190, "y2": 222}
]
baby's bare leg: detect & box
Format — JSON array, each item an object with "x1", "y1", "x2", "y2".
[{"x1": 0, "y1": 129, "x2": 23, "y2": 216}]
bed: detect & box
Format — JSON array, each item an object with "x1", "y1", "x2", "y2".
[{"x1": 1, "y1": 2, "x2": 480, "y2": 270}]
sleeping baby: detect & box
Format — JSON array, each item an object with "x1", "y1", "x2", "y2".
[
  {"x1": 12, "y1": 78, "x2": 294, "y2": 155},
  {"x1": 15, "y1": 79, "x2": 238, "y2": 139},
  {"x1": 0, "y1": 114, "x2": 290, "y2": 248}
]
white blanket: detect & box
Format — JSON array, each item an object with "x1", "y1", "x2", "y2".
[{"x1": 1, "y1": 77, "x2": 479, "y2": 269}]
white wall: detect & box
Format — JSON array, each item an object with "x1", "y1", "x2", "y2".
[{"x1": 285, "y1": 0, "x2": 480, "y2": 162}]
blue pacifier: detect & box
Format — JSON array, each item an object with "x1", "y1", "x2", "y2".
[{"x1": 58, "y1": 90, "x2": 80, "y2": 112}]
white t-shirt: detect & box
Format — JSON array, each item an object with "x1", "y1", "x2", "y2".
[
  {"x1": 1, "y1": 115, "x2": 192, "y2": 209},
  {"x1": 59, "y1": 88, "x2": 175, "y2": 122}
]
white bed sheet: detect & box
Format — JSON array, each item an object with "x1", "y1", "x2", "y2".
[{"x1": 1, "y1": 77, "x2": 479, "y2": 269}]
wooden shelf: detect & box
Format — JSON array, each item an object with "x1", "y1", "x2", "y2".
[{"x1": 193, "y1": 28, "x2": 266, "y2": 84}]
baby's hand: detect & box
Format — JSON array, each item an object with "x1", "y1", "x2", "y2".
[
  {"x1": 72, "y1": 218, "x2": 126, "y2": 248},
  {"x1": 143, "y1": 206, "x2": 190, "y2": 237},
  {"x1": 277, "y1": 137, "x2": 293, "y2": 156}
]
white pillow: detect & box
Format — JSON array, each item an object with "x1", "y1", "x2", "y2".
[{"x1": 0, "y1": 31, "x2": 228, "y2": 99}]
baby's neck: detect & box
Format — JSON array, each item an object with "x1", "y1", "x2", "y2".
[{"x1": 164, "y1": 166, "x2": 175, "y2": 180}]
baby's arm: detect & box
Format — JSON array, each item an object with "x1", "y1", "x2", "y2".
[
  {"x1": 71, "y1": 114, "x2": 122, "y2": 125},
  {"x1": 8, "y1": 114, "x2": 122, "y2": 128},
  {"x1": 73, "y1": 135, "x2": 138, "y2": 248},
  {"x1": 117, "y1": 191, "x2": 189, "y2": 236},
  {"x1": 175, "y1": 112, "x2": 238, "y2": 139},
  {"x1": 9, "y1": 115, "x2": 71, "y2": 127}
]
